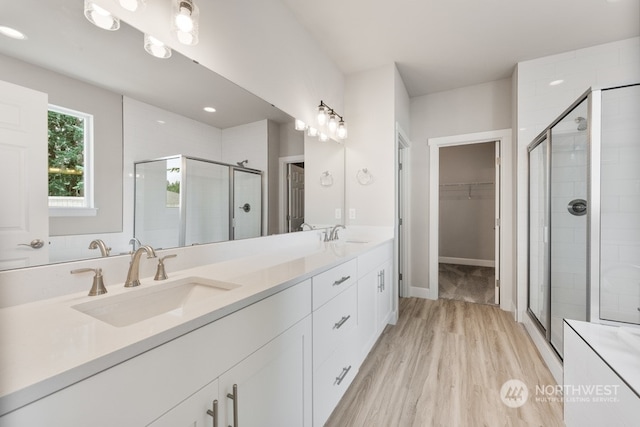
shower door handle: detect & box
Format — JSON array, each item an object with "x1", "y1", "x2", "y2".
[
  {"x1": 238, "y1": 203, "x2": 251, "y2": 213},
  {"x1": 567, "y1": 199, "x2": 587, "y2": 216}
]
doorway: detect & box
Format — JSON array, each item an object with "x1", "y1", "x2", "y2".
[
  {"x1": 279, "y1": 155, "x2": 305, "y2": 233},
  {"x1": 428, "y1": 129, "x2": 512, "y2": 310},
  {"x1": 438, "y1": 142, "x2": 497, "y2": 305}
]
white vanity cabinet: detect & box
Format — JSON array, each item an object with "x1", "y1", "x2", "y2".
[
  {"x1": 356, "y1": 242, "x2": 393, "y2": 364},
  {"x1": 311, "y1": 259, "x2": 359, "y2": 426},
  {"x1": 0, "y1": 280, "x2": 312, "y2": 427}
]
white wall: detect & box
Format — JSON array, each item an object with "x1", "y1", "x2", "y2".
[
  {"x1": 304, "y1": 137, "x2": 345, "y2": 226},
  {"x1": 344, "y1": 64, "x2": 397, "y2": 227},
  {"x1": 94, "y1": 0, "x2": 344, "y2": 127},
  {"x1": 515, "y1": 36, "x2": 640, "y2": 319},
  {"x1": 409, "y1": 78, "x2": 512, "y2": 290}
]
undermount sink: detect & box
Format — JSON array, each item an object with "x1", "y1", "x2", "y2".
[{"x1": 72, "y1": 276, "x2": 240, "y2": 327}]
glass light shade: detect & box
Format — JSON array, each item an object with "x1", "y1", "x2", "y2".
[
  {"x1": 307, "y1": 127, "x2": 319, "y2": 137},
  {"x1": 144, "y1": 34, "x2": 172, "y2": 59},
  {"x1": 336, "y1": 121, "x2": 347, "y2": 139},
  {"x1": 118, "y1": 0, "x2": 146, "y2": 12},
  {"x1": 327, "y1": 113, "x2": 338, "y2": 132},
  {"x1": 172, "y1": 0, "x2": 199, "y2": 45},
  {"x1": 84, "y1": 1, "x2": 120, "y2": 31},
  {"x1": 294, "y1": 119, "x2": 306, "y2": 131},
  {"x1": 319, "y1": 132, "x2": 328, "y2": 142},
  {"x1": 317, "y1": 105, "x2": 328, "y2": 125}
]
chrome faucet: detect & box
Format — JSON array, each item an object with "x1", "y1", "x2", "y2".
[
  {"x1": 329, "y1": 224, "x2": 346, "y2": 241},
  {"x1": 129, "y1": 237, "x2": 142, "y2": 252},
  {"x1": 300, "y1": 222, "x2": 314, "y2": 231},
  {"x1": 88, "y1": 239, "x2": 111, "y2": 257},
  {"x1": 124, "y1": 245, "x2": 157, "y2": 287}
]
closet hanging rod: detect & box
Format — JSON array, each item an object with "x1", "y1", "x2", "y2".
[{"x1": 439, "y1": 181, "x2": 493, "y2": 187}]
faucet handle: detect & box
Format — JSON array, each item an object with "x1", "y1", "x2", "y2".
[
  {"x1": 154, "y1": 254, "x2": 177, "y2": 281},
  {"x1": 71, "y1": 268, "x2": 107, "y2": 296}
]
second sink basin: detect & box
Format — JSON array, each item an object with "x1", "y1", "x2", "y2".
[{"x1": 72, "y1": 276, "x2": 240, "y2": 327}]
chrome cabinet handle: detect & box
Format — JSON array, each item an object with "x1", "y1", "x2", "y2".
[
  {"x1": 377, "y1": 271, "x2": 383, "y2": 292},
  {"x1": 206, "y1": 399, "x2": 218, "y2": 427},
  {"x1": 227, "y1": 384, "x2": 238, "y2": 427},
  {"x1": 332, "y1": 275, "x2": 350, "y2": 286},
  {"x1": 18, "y1": 239, "x2": 45, "y2": 249},
  {"x1": 381, "y1": 269, "x2": 385, "y2": 290},
  {"x1": 334, "y1": 365, "x2": 352, "y2": 386},
  {"x1": 333, "y1": 315, "x2": 351, "y2": 329}
]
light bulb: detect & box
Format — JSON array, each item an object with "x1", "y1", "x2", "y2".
[
  {"x1": 307, "y1": 127, "x2": 319, "y2": 137},
  {"x1": 319, "y1": 133, "x2": 328, "y2": 142},
  {"x1": 317, "y1": 105, "x2": 328, "y2": 126},
  {"x1": 144, "y1": 34, "x2": 172, "y2": 59},
  {"x1": 294, "y1": 119, "x2": 306, "y2": 131},
  {"x1": 172, "y1": 0, "x2": 199, "y2": 45},
  {"x1": 328, "y1": 113, "x2": 338, "y2": 132},
  {"x1": 337, "y1": 120, "x2": 347, "y2": 139},
  {"x1": 85, "y1": 1, "x2": 120, "y2": 31},
  {"x1": 119, "y1": 0, "x2": 146, "y2": 12}
]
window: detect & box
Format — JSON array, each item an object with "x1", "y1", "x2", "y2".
[{"x1": 47, "y1": 105, "x2": 96, "y2": 215}]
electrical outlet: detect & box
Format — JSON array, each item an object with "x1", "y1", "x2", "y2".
[
  {"x1": 349, "y1": 208, "x2": 356, "y2": 219},
  {"x1": 335, "y1": 208, "x2": 341, "y2": 219}
]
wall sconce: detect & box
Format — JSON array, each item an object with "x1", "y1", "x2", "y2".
[
  {"x1": 84, "y1": 0, "x2": 120, "y2": 31},
  {"x1": 172, "y1": 0, "x2": 200, "y2": 46},
  {"x1": 315, "y1": 100, "x2": 347, "y2": 141},
  {"x1": 118, "y1": 0, "x2": 146, "y2": 12},
  {"x1": 144, "y1": 34, "x2": 172, "y2": 59}
]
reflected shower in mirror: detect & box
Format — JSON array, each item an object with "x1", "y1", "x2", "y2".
[{"x1": 0, "y1": 0, "x2": 344, "y2": 271}]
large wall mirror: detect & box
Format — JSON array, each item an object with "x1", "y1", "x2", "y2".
[{"x1": 0, "y1": 0, "x2": 345, "y2": 271}]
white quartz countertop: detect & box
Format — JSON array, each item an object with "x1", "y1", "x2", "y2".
[
  {"x1": 0, "y1": 238, "x2": 390, "y2": 416},
  {"x1": 565, "y1": 319, "x2": 640, "y2": 397}
]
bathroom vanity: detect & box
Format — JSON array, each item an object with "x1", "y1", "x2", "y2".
[{"x1": 0, "y1": 237, "x2": 393, "y2": 426}]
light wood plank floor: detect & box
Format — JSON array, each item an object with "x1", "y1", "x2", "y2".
[{"x1": 325, "y1": 298, "x2": 564, "y2": 427}]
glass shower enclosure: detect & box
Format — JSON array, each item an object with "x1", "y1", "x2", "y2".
[
  {"x1": 527, "y1": 84, "x2": 640, "y2": 358},
  {"x1": 134, "y1": 155, "x2": 263, "y2": 249}
]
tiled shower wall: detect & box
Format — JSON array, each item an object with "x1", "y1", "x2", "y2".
[{"x1": 599, "y1": 85, "x2": 640, "y2": 325}]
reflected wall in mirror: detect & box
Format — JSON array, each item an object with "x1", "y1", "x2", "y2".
[{"x1": 0, "y1": 0, "x2": 344, "y2": 271}]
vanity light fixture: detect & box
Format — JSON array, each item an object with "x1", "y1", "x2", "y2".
[
  {"x1": 172, "y1": 0, "x2": 199, "y2": 46},
  {"x1": 118, "y1": 0, "x2": 146, "y2": 12},
  {"x1": 84, "y1": 0, "x2": 120, "y2": 31},
  {"x1": 144, "y1": 34, "x2": 172, "y2": 59},
  {"x1": 203, "y1": 106, "x2": 216, "y2": 113},
  {"x1": 315, "y1": 100, "x2": 347, "y2": 141},
  {"x1": 0, "y1": 25, "x2": 27, "y2": 40}
]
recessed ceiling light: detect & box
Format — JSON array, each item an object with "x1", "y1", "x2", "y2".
[
  {"x1": 549, "y1": 79, "x2": 564, "y2": 86},
  {"x1": 0, "y1": 26, "x2": 27, "y2": 40},
  {"x1": 203, "y1": 106, "x2": 216, "y2": 113},
  {"x1": 156, "y1": 120, "x2": 166, "y2": 124}
]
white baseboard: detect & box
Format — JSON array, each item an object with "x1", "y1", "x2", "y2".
[
  {"x1": 410, "y1": 286, "x2": 434, "y2": 300},
  {"x1": 439, "y1": 257, "x2": 495, "y2": 268}
]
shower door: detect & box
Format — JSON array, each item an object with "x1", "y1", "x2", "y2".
[{"x1": 232, "y1": 169, "x2": 262, "y2": 240}]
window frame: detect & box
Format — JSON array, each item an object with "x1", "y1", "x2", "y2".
[{"x1": 47, "y1": 104, "x2": 97, "y2": 217}]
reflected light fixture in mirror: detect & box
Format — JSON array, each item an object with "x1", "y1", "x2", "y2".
[
  {"x1": 144, "y1": 34, "x2": 172, "y2": 59},
  {"x1": 172, "y1": 0, "x2": 200, "y2": 46},
  {"x1": 319, "y1": 132, "x2": 328, "y2": 142},
  {"x1": 307, "y1": 126, "x2": 319, "y2": 137},
  {"x1": 0, "y1": 25, "x2": 27, "y2": 40},
  {"x1": 84, "y1": 0, "x2": 120, "y2": 31},
  {"x1": 118, "y1": 0, "x2": 147, "y2": 12},
  {"x1": 294, "y1": 119, "x2": 307, "y2": 131}
]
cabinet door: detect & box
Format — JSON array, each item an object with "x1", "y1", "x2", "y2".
[
  {"x1": 357, "y1": 268, "x2": 378, "y2": 363},
  {"x1": 148, "y1": 380, "x2": 219, "y2": 427},
  {"x1": 376, "y1": 260, "x2": 393, "y2": 333},
  {"x1": 219, "y1": 316, "x2": 312, "y2": 427}
]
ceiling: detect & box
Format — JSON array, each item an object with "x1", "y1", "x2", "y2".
[{"x1": 281, "y1": 0, "x2": 640, "y2": 97}]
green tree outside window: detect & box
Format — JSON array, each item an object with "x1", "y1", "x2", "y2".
[{"x1": 48, "y1": 110, "x2": 85, "y2": 197}]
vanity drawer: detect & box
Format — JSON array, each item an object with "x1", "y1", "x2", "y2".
[
  {"x1": 312, "y1": 258, "x2": 357, "y2": 310},
  {"x1": 313, "y1": 342, "x2": 358, "y2": 427},
  {"x1": 313, "y1": 284, "x2": 357, "y2": 370}
]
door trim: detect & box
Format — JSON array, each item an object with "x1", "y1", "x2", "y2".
[{"x1": 428, "y1": 129, "x2": 513, "y2": 312}]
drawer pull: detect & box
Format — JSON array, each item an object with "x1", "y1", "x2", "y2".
[
  {"x1": 333, "y1": 315, "x2": 351, "y2": 329},
  {"x1": 333, "y1": 276, "x2": 351, "y2": 286},
  {"x1": 227, "y1": 384, "x2": 238, "y2": 427},
  {"x1": 206, "y1": 399, "x2": 218, "y2": 427},
  {"x1": 335, "y1": 365, "x2": 352, "y2": 385}
]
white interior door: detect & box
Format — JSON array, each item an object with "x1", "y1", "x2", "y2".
[
  {"x1": 287, "y1": 163, "x2": 304, "y2": 232},
  {"x1": 0, "y1": 79, "x2": 49, "y2": 269}
]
